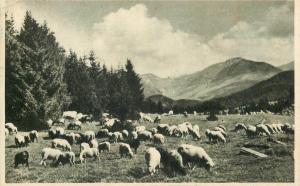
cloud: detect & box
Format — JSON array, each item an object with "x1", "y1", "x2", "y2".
[
  {"x1": 6, "y1": 3, "x2": 293, "y2": 77},
  {"x1": 208, "y1": 5, "x2": 294, "y2": 66},
  {"x1": 5, "y1": 1, "x2": 92, "y2": 56},
  {"x1": 91, "y1": 4, "x2": 225, "y2": 77}
]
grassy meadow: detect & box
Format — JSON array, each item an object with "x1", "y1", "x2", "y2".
[{"x1": 5, "y1": 114, "x2": 294, "y2": 183}]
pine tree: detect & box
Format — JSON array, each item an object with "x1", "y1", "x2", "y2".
[{"x1": 125, "y1": 59, "x2": 144, "y2": 117}]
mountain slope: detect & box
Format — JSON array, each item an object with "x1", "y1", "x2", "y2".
[
  {"x1": 213, "y1": 70, "x2": 294, "y2": 107},
  {"x1": 278, "y1": 61, "x2": 294, "y2": 71},
  {"x1": 141, "y1": 57, "x2": 282, "y2": 101}
]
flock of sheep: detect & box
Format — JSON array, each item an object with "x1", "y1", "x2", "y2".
[{"x1": 5, "y1": 110, "x2": 295, "y2": 178}]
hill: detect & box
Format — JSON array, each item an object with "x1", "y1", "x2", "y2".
[
  {"x1": 278, "y1": 61, "x2": 294, "y2": 71},
  {"x1": 213, "y1": 70, "x2": 294, "y2": 107},
  {"x1": 141, "y1": 57, "x2": 282, "y2": 101}
]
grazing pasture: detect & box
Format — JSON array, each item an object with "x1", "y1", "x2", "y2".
[{"x1": 5, "y1": 114, "x2": 294, "y2": 183}]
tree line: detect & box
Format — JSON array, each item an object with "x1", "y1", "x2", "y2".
[{"x1": 5, "y1": 12, "x2": 144, "y2": 130}]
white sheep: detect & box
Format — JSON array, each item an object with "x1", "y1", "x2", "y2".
[
  {"x1": 175, "y1": 124, "x2": 189, "y2": 138},
  {"x1": 256, "y1": 124, "x2": 271, "y2": 136},
  {"x1": 234, "y1": 123, "x2": 247, "y2": 132},
  {"x1": 130, "y1": 131, "x2": 138, "y2": 139},
  {"x1": 205, "y1": 129, "x2": 226, "y2": 143},
  {"x1": 153, "y1": 133, "x2": 165, "y2": 145},
  {"x1": 5, "y1": 128, "x2": 9, "y2": 136},
  {"x1": 145, "y1": 147, "x2": 161, "y2": 175},
  {"x1": 217, "y1": 124, "x2": 226, "y2": 131},
  {"x1": 15, "y1": 134, "x2": 30, "y2": 147},
  {"x1": 80, "y1": 142, "x2": 90, "y2": 152},
  {"x1": 80, "y1": 147, "x2": 100, "y2": 163},
  {"x1": 40, "y1": 147, "x2": 63, "y2": 166},
  {"x1": 151, "y1": 128, "x2": 158, "y2": 135},
  {"x1": 167, "y1": 125, "x2": 177, "y2": 136},
  {"x1": 119, "y1": 143, "x2": 134, "y2": 158},
  {"x1": 122, "y1": 130, "x2": 129, "y2": 138},
  {"x1": 89, "y1": 139, "x2": 99, "y2": 148},
  {"x1": 246, "y1": 125, "x2": 257, "y2": 138},
  {"x1": 178, "y1": 144, "x2": 215, "y2": 171},
  {"x1": 55, "y1": 127, "x2": 64, "y2": 136},
  {"x1": 52, "y1": 139, "x2": 71, "y2": 151},
  {"x1": 138, "y1": 130, "x2": 152, "y2": 141},
  {"x1": 213, "y1": 126, "x2": 227, "y2": 137},
  {"x1": 135, "y1": 126, "x2": 146, "y2": 133}
]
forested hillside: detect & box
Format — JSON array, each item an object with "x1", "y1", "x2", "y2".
[{"x1": 5, "y1": 12, "x2": 144, "y2": 129}]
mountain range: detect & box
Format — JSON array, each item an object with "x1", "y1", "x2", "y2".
[{"x1": 141, "y1": 57, "x2": 286, "y2": 101}]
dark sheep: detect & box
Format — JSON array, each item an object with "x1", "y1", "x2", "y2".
[
  {"x1": 155, "y1": 147, "x2": 187, "y2": 177},
  {"x1": 14, "y1": 151, "x2": 29, "y2": 168},
  {"x1": 128, "y1": 139, "x2": 140, "y2": 154},
  {"x1": 29, "y1": 130, "x2": 39, "y2": 142}
]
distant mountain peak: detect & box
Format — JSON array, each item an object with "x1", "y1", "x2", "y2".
[{"x1": 141, "y1": 57, "x2": 282, "y2": 101}]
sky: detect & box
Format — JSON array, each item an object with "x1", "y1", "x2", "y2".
[{"x1": 5, "y1": 0, "x2": 294, "y2": 77}]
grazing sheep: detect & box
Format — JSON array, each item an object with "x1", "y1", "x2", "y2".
[
  {"x1": 138, "y1": 131, "x2": 153, "y2": 141},
  {"x1": 5, "y1": 123, "x2": 18, "y2": 134},
  {"x1": 213, "y1": 127, "x2": 227, "y2": 137},
  {"x1": 89, "y1": 139, "x2": 99, "y2": 148},
  {"x1": 145, "y1": 147, "x2": 161, "y2": 175},
  {"x1": 151, "y1": 128, "x2": 158, "y2": 135},
  {"x1": 256, "y1": 124, "x2": 271, "y2": 136},
  {"x1": 130, "y1": 131, "x2": 138, "y2": 140},
  {"x1": 80, "y1": 142, "x2": 90, "y2": 152},
  {"x1": 157, "y1": 124, "x2": 170, "y2": 135},
  {"x1": 153, "y1": 133, "x2": 165, "y2": 145},
  {"x1": 40, "y1": 148, "x2": 63, "y2": 166},
  {"x1": 282, "y1": 123, "x2": 294, "y2": 134},
  {"x1": 143, "y1": 115, "x2": 154, "y2": 123},
  {"x1": 111, "y1": 132, "x2": 123, "y2": 143},
  {"x1": 55, "y1": 127, "x2": 65, "y2": 137},
  {"x1": 5, "y1": 128, "x2": 9, "y2": 136},
  {"x1": 128, "y1": 138, "x2": 140, "y2": 154},
  {"x1": 29, "y1": 130, "x2": 39, "y2": 142},
  {"x1": 67, "y1": 121, "x2": 82, "y2": 130},
  {"x1": 265, "y1": 124, "x2": 276, "y2": 134},
  {"x1": 57, "y1": 151, "x2": 76, "y2": 166},
  {"x1": 218, "y1": 125, "x2": 226, "y2": 131},
  {"x1": 14, "y1": 151, "x2": 29, "y2": 168},
  {"x1": 64, "y1": 133, "x2": 76, "y2": 145},
  {"x1": 188, "y1": 128, "x2": 201, "y2": 140},
  {"x1": 168, "y1": 110, "x2": 174, "y2": 115},
  {"x1": 52, "y1": 139, "x2": 72, "y2": 151},
  {"x1": 178, "y1": 144, "x2": 214, "y2": 171},
  {"x1": 174, "y1": 124, "x2": 189, "y2": 138},
  {"x1": 234, "y1": 123, "x2": 247, "y2": 132},
  {"x1": 48, "y1": 129, "x2": 57, "y2": 139},
  {"x1": 119, "y1": 143, "x2": 134, "y2": 158},
  {"x1": 193, "y1": 125, "x2": 200, "y2": 133},
  {"x1": 80, "y1": 131, "x2": 96, "y2": 143},
  {"x1": 161, "y1": 148, "x2": 186, "y2": 176},
  {"x1": 246, "y1": 125, "x2": 257, "y2": 138},
  {"x1": 98, "y1": 142, "x2": 110, "y2": 153},
  {"x1": 154, "y1": 116, "x2": 161, "y2": 123},
  {"x1": 168, "y1": 125, "x2": 178, "y2": 136},
  {"x1": 104, "y1": 118, "x2": 120, "y2": 128},
  {"x1": 205, "y1": 129, "x2": 226, "y2": 143},
  {"x1": 79, "y1": 148, "x2": 100, "y2": 163},
  {"x1": 96, "y1": 129, "x2": 109, "y2": 138},
  {"x1": 15, "y1": 134, "x2": 30, "y2": 147},
  {"x1": 135, "y1": 126, "x2": 146, "y2": 133},
  {"x1": 122, "y1": 130, "x2": 129, "y2": 138}
]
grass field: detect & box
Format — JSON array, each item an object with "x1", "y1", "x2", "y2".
[{"x1": 5, "y1": 114, "x2": 294, "y2": 183}]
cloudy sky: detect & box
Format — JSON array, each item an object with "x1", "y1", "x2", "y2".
[{"x1": 6, "y1": 1, "x2": 294, "y2": 77}]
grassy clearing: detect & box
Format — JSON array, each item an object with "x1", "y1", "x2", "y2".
[{"x1": 5, "y1": 114, "x2": 294, "y2": 183}]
